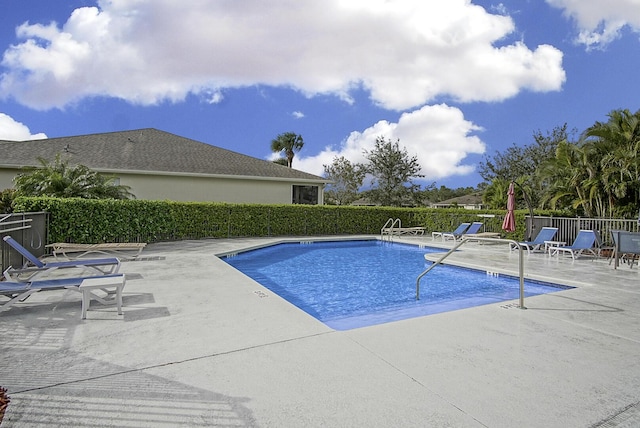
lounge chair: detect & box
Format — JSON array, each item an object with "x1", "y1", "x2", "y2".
[
  {"x1": 550, "y1": 230, "x2": 597, "y2": 260},
  {"x1": 442, "y1": 222, "x2": 483, "y2": 242},
  {"x1": 46, "y1": 242, "x2": 147, "y2": 259},
  {"x1": 0, "y1": 273, "x2": 125, "y2": 316},
  {"x1": 593, "y1": 229, "x2": 614, "y2": 259},
  {"x1": 510, "y1": 227, "x2": 558, "y2": 254},
  {"x1": 3, "y1": 236, "x2": 121, "y2": 282},
  {"x1": 611, "y1": 230, "x2": 640, "y2": 269},
  {"x1": 432, "y1": 222, "x2": 470, "y2": 241}
]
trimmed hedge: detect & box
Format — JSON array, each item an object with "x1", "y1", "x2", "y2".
[{"x1": 13, "y1": 196, "x2": 530, "y2": 244}]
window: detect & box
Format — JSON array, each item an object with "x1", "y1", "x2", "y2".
[{"x1": 292, "y1": 185, "x2": 318, "y2": 205}]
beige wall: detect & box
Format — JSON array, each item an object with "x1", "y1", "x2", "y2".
[
  {"x1": 0, "y1": 168, "x2": 324, "y2": 204},
  {"x1": 0, "y1": 169, "x2": 17, "y2": 191},
  {"x1": 120, "y1": 173, "x2": 300, "y2": 203}
]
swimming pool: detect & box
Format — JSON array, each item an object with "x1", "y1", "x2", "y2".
[{"x1": 223, "y1": 240, "x2": 572, "y2": 330}]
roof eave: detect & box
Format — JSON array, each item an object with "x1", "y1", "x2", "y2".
[{"x1": 98, "y1": 168, "x2": 330, "y2": 184}]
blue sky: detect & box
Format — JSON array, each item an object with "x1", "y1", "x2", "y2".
[{"x1": 1, "y1": 0, "x2": 639, "y2": 189}]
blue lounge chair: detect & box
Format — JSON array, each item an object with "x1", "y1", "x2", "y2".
[
  {"x1": 510, "y1": 227, "x2": 558, "y2": 254},
  {"x1": 442, "y1": 221, "x2": 483, "y2": 241},
  {"x1": 3, "y1": 236, "x2": 120, "y2": 282},
  {"x1": 0, "y1": 273, "x2": 125, "y2": 316},
  {"x1": 432, "y1": 222, "x2": 470, "y2": 241},
  {"x1": 550, "y1": 230, "x2": 597, "y2": 260}
]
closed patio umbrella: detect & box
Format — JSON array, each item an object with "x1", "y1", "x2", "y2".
[{"x1": 502, "y1": 182, "x2": 516, "y2": 233}]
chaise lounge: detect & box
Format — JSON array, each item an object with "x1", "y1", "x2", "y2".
[
  {"x1": 3, "y1": 236, "x2": 121, "y2": 282},
  {"x1": 549, "y1": 230, "x2": 597, "y2": 260},
  {"x1": 442, "y1": 222, "x2": 483, "y2": 242},
  {"x1": 611, "y1": 230, "x2": 640, "y2": 269},
  {"x1": 432, "y1": 222, "x2": 470, "y2": 241},
  {"x1": 0, "y1": 273, "x2": 126, "y2": 317},
  {"x1": 509, "y1": 227, "x2": 558, "y2": 254},
  {"x1": 46, "y1": 241, "x2": 147, "y2": 259}
]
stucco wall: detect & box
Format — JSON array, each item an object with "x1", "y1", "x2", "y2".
[
  {"x1": 0, "y1": 168, "x2": 324, "y2": 204},
  {"x1": 119, "y1": 173, "x2": 302, "y2": 203},
  {"x1": 0, "y1": 170, "x2": 16, "y2": 191}
]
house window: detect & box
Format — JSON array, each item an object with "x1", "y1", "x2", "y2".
[{"x1": 292, "y1": 185, "x2": 318, "y2": 205}]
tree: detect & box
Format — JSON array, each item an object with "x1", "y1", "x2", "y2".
[
  {"x1": 323, "y1": 156, "x2": 366, "y2": 205},
  {"x1": 482, "y1": 177, "x2": 511, "y2": 210},
  {"x1": 270, "y1": 132, "x2": 304, "y2": 168},
  {"x1": 363, "y1": 137, "x2": 423, "y2": 207},
  {"x1": 536, "y1": 140, "x2": 590, "y2": 215},
  {"x1": 584, "y1": 109, "x2": 640, "y2": 217},
  {"x1": 14, "y1": 154, "x2": 134, "y2": 199},
  {"x1": 0, "y1": 188, "x2": 16, "y2": 213},
  {"x1": 479, "y1": 124, "x2": 571, "y2": 208},
  {"x1": 534, "y1": 109, "x2": 640, "y2": 217}
]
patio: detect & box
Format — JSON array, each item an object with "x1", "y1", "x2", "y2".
[{"x1": 1, "y1": 236, "x2": 639, "y2": 427}]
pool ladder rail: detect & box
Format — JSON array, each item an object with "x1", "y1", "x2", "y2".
[
  {"x1": 381, "y1": 218, "x2": 425, "y2": 241},
  {"x1": 416, "y1": 237, "x2": 527, "y2": 309}
]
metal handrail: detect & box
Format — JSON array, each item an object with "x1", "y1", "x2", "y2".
[
  {"x1": 416, "y1": 237, "x2": 526, "y2": 309},
  {"x1": 381, "y1": 218, "x2": 402, "y2": 241}
]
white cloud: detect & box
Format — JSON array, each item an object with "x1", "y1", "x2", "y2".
[
  {"x1": 546, "y1": 0, "x2": 640, "y2": 49},
  {"x1": 0, "y1": 113, "x2": 47, "y2": 140},
  {"x1": 292, "y1": 104, "x2": 485, "y2": 182},
  {"x1": 292, "y1": 111, "x2": 305, "y2": 119},
  {"x1": 1, "y1": 0, "x2": 564, "y2": 110}
]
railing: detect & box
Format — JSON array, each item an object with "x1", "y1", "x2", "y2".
[
  {"x1": 380, "y1": 218, "x2": 401, "y2": 241},
  {"x1": 529, "y1": 216, "x2": 639, "y2": 246},
  {"x1": 416, "y1": 237, "x2": 526, "y2": 309}
]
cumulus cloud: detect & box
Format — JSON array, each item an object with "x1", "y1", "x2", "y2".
[
  {"x1": 0, "y1": 113, "x2": 47, "y2": 140},
  {"x1": 1, "y1": 0, "x2": 564, "y2": 110},
  {"x1": 292, "y1": 104, "x2": 485, "y2": 182},
  {"x1": 292, "y1": 111, "x2": 305, "y2": 119},
  {"x1": 546, "y1": 0, "x2": 640, "y2": 49}
]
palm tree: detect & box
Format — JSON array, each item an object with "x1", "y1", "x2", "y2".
[
  {"x1": 482, "y1": 177, "x2": 511, "y2": 210},
  {"x1": 584, "y1": 109, "x2": 640, "y2": 217},
  {"x1": 14, "y1": 154, "x2": 134, "y2": 199},
  {"x1": 270, "y1": 132, "x2": 304, "y2": 168},
  {"x1": 537, "y1": 140, "x2": 596, "y2": 216}
]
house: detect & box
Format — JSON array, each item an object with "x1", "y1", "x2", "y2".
[
  {"x1": 430, "y1": 193, "x2": 485, "y2": 210},
  {"x1": 0, "y1": 128, "x2": 329, "y2": 204}
]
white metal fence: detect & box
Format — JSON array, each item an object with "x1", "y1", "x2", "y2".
[{"x1": 528, "y1": 216, "x2": 639, "y2": 246}]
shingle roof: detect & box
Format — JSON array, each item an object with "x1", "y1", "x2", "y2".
[
  {"x1": 0, "y1": 128, "x2": 327, "y2": 182},
  {"x1": 433, "y1": 193, "x2": 484, "y2": 206}
]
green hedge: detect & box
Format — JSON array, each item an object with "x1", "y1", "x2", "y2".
[{"x1": 13, "y1": 197, "x2": 531, "y2": 244}]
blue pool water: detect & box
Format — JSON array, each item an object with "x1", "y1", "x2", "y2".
[{"x1": 223, "y1": 240, "x2": 572, "y2": 330}]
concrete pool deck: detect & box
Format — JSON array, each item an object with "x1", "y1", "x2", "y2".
[{"x1": 1, "y1": 235, "x2": 639, "y2": 427}]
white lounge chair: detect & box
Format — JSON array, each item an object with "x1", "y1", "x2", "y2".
[{"x1": 46, "y1": 242, "x2": 146, "y2": 259}]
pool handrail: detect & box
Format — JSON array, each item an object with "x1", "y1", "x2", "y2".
[
  {"x1": 416, "y1": 237, "x2": 526, "y2": 309},
  {"x1": 381, "y1": 218, "x2": 401, "y2": 241}
]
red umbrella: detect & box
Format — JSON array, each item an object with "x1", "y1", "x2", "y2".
[{"x1": 502, "y1": 182, "x2": 516, "y2": 233}]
